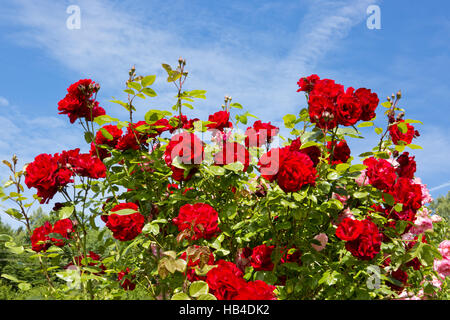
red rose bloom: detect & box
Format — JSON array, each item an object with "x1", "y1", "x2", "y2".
[
  {"x1": 30, "y1": 222, "x2": 53, "y2": 252},
  {"x1": 118, "y1": 268, "x2": 136, "y2": 291},
  {"x1": 148, "y1": 118, "x2": 171, "y2": 138},
  {"x1": 25, "y1": 153, "x2": 74, "y2": 204},
  {"x1": 396, "y1": 152, "x2": 416, "y2": 179},
  {"x1": 388, "y1": 269, "x2": 408, "y2": 291},
  {"x1": 336, "y1": 218, "x2": 364, "y2": 241},
  {"x1": 105, "y1": 203, "x2": 145, "y2": 241},
  {"x1": 58, "y1": 79, "x2": 101, "y2": 123},
  {"x1": 214, "y1": 142, "x2": 250, "y2": 172},
  {"x1": 206, "y1": 260, "x2": 246, "y2": 300},
  {"x1": 336, "y1": 87, "x2": 361, "y2": 126},
  {"x1": 276, "y1": 149, "x2": 317, "y2": 193},
  {"x1": 297, "y1": 74, "x2": 320, "y2": 93},
  {"x1": 67, "y1": 251, "x2": 106, "y2": 274},
  {"x1": 250, "y1": 244, "x2": 275, "y2": 271},
  {"x1": 206, "y1": 111, "x2": 233, "y2": 132},
  {"x1": 164, "y1": 132, "x2": 204, "y2": 181},
  {"x1": 289, "y1": 137, "x2": 321, "y2": 167},
  {"x1": 389, "y1": 120, "x2": 418, "y2": 145},
  {"x1": 343, "y1": 219, "x2": 382, "y2": 260},
  {"x1": 115, "y1": 121, "x2": 149, "y2": 151},
  {"x1": 172, "y1": 203, "x2": 220, "y2": 240},
  {"x1": 327, "y1": 139, "x2": 351, "y2": 165},
  {"x1": 258, "y1": 148, "x2": 285, "y2": 182},
  {"x1": 51, "y1": 218, "x2": 74, "y2": 247},
  {"x1": 234, "y1": 280, "x2": 277, "y2": 300},
  {"x1": 308, "y1": 94, "x2": 338, "y2": 131},
  {"x1": 354, "y1": 88, "x2": 379, "y2": 121},
  {"x1": 245, "y1": 120, "x2": 279, "y2": 148},
  {"x1": 389, "y1": 177, "x2": 423, "y2": 213},
  {"x1": 363, "y1": 157, "x2": 397, "y2": 192}
]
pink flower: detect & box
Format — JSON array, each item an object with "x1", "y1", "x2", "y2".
[
  {"x1": 410, "y1": 215, "x2": 433, "y2": 235},
  {"x1": 413, "y1": 177, "x2": 433, "y2": 204},
  {"x1": 332, "y1": 192, "x2": 348, "y2": 206},
  {"x1": 431, "y1": 214, "x2": 442, "y2": 223},
  {"x1": 433, "y1": 258, "x2": 450, "y2": 278},
  {"x1": 311, "y1": 233, "x2": 328, "y2": 252},
  {"x1": 438, "y1": 240, "x2": 450, "y2": 259},
  {"x1": 355, "y1": 169, "x2": 369, "y2": 186}
]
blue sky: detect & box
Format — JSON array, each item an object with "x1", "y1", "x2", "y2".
[{"x1": 0, "y1": 0, "x2": 449, "y2": 228}]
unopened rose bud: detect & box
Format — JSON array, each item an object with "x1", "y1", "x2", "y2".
[
  {"x1": 396, "y1": 90, "x2": 402, "y2": 99},
  {"x1": 12, "y1": 154, "x2": 18, "y2": 165}
]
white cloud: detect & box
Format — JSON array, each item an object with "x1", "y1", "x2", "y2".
[{"x1": 0, "y1": 96, "x2": 9, "y2": 107}]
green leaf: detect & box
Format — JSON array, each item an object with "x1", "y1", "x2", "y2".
[
  {"x1": 84, "y1": 131, "x2": 94, "y2": 144},
  {"x1": 197, "y1": 293, "x2": 217, "y2": 300},
  {"x1": 189, "y1": 281, "x2": 209, "y2": 298},
  {"x1": 357, "y1": 121, "x2": 374, "y2": 128},
  {"x1": 336, "y1": 163, "x2": 350, "y2": 173},
  {"x1": 283, "y1": 114, "x2": 297, "y2": 129},
  {"x1": 94, "y1": 115, "x2": 119, "y2": 126},
  {"x1": 108, "y1": 208, "x2": 138, "y2": 216},
  {"x1": 99, "y1": 128, "x2": 113, "y2": 141},
  {"x1": 1, "y1": 274, "x2": 20, "y2": 283},
  {"x1": 142, "y1": 223, "x2": 159, "y2": 236},
  {"x1": 407, "y1": 144, "x2": 422, "y2": 150},
  {"x1": 59, "y1": 206, "x2": 74, "y2": 219},
  {"x1": 223, "y1": 162, "x2": 244, "y2": 172},
  {"x1": 374, "y1": 127, "x2": 383, "y2": 135},
  {"x1": 0, "y1": 234, "x2": 13, "y2": 242},
  {"x1": 127, "y1": 81, "x2": 142, "y2": 91},
  {"x1": 142, "y1": 87, "x2": 157, "y2": 97},
  {"x1": 229, "y1": 102, "x2": 242, "y2": 109},
  {"x1": 404, "y1": 119, "x2": 423, "y2": 125},
  {"x1": 171, "y1": 292, "x2": 191, "y2": 300},
  {"x1": 348, "y1": 164, "x2": 367, "y2": 173},
  {"x1": 18, "y1": 282, "x2": 31, "y2": 291},
  {"x1": 141, "y1": 75, "x2": 156, "y2": 87},
  {"x1": 383, "y1": 193, "x2": 395, "y2": 206},
  {"x1": 353, "y1": 191, "x2": 368, "y2": 199},
  {"x1": 397, "y1": 122, "x2": 408, "y2": 134},
  {"x1": 381, "y1": 101, "x2": 391, "y2": 108},
  {"x1": 327, "y1": 171, "x2": 339, "y2": 180}
]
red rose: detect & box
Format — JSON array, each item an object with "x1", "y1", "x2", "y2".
[
  {"x1": 206, "y1": 111, "x2": 233, "y2": 132},
  {"x1": 214, "y1": 142, "x2": 250, "y2": 172},
  {"x1": 115, "y1": 121, "x2": 149, "y2": 151},
  {"x1": 149, "y1": 118, "x2": 171, "y2": 138},
  {"x1": 172, "y1": 203, "x2": 220, "y2": 240},
  {"x1": 206, "y1": 260, "x2": 245, "y2": 300},
  {"x1": 51, "y1": 218, "x2": 74, "y2": 247},
  {"x1": 58, "y1": 148, "x2": 106, "y2": 179},
  {"x1": 233, "y1": 280, "x2": 277, "y2": 300},
  {"x1": 280, "y1": 247, "x2": 302, "y2": 265},
  {"x1": 327, "y1": 139, "x2": 350, "y2": 165},
  {"x1": 90, "y1": 125, "x2": 122, "y2": 159},
  {"x1": 308, "y1": 94, "x2": 338, "y2": 131},
  {"x1": 276, "y1": 149, "x2": 317, "y2": 193},
  {"x1": 67, "y1": 251, "x2": 106, "y2": 274},
  {"x1": 30, "y1": 222, "x2": 53, "y2": 252},
  {"x1": 354, "y1": 88, "x2": 379, "y2": 121},
  {"x1": 118, "y1": 268, "x2": 136, "y2": 291},
  {"x1": 258, "y1": 148, "x2": 284, "y2": 182},
  {"x1": 250, "y1": 244, "x2": 275, "y2": 271},
  {"x1": 164, "y1": 132, "x2": 204, "y2": 181},
  {"x1": 396, "y1": 152, "x2": 416, "y2": 179},
  {"x1": 336, "y1": 218, "x2": 364, "y2": 241},
  {"x1": 297, "y1": 74, "x2": 320, "y2": 93},
  {"x1": 168, "y1": 115, "x2": 198, "y2": 133},
  {"x1": 363, "y1": 157, "x2": 397, "y2": 192},
  {"x1": 389, "y1": 177, "x2": 423, "y2": 213},
  {"x1": 388, "y1": 269, "x2": 408, "y2": 291},
  {"x1": 245, "y1": 120, "x2": 279, "y2": 148},
  {"x1": 336, "y1": 87, "x2": 361, "y2": 126},
  {"x1": 105, "y1": 203, "x2": 145, "y2": 241},
  {"x1": 344, "y1": 219, "x2": 382, "y2": 260},
  {"x1": 25, "y1": 153, "x2": 74, "y2": 204},
  {"x1": 389, "y1": 120, "x2": 418, "y2": 145},
  {"x1": 58, "y1": 79, "x2": 101, "y2": 123},
  {"x1": 289, "y1": 137, "x2": 321, "y2": 167}
]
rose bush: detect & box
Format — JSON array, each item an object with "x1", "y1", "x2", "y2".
[{"x1": 0, "y1": 61, "x2": 448, "y2": 300}]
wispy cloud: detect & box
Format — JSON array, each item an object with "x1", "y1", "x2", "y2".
[
  {"x1": 430, "y1": 181, "x2": 450, "y2": 192},
  {"x1": 0, "y1": 96, "x2": 9, "y2": 107}
]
